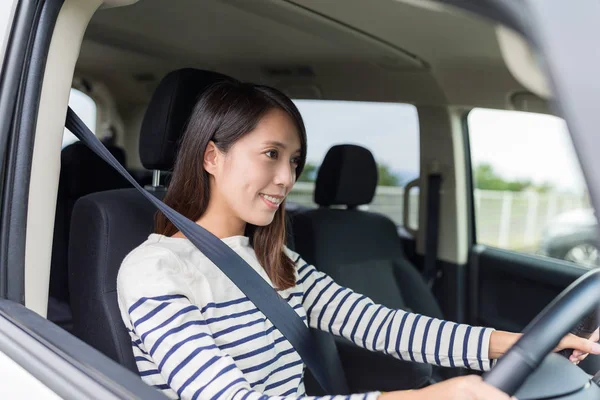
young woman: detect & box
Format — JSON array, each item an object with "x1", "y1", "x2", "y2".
[{"x1": 117, "y1": 81, "x2": 600, "y2": 400}]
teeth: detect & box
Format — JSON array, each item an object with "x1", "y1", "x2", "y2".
[{"x1": 261, "y1": 194, "x2": 282, "y2": 205}]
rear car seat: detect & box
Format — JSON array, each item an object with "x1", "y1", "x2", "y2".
[
  {"x1": 48, "y1": 141, "x2": 130, "y2": 330},
  {"x1": 291, "y1": 144, "x2": 445, "y2": 389}
]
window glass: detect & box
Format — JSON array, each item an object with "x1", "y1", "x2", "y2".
[
  {"x1": 62, "y1": 89, "x2": 96, "y2": 148},
  {"x1": 289, "y1": 100, "x2": 420, "y2": 228},
  {"x1": 468, "y1": 108, "x2": 597, "y2": 268}
]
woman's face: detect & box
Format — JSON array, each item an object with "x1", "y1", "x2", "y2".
[{"x1": 208, "y1": 108, "x2": 302, "y2": 229}]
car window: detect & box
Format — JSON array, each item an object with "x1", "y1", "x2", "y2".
[
  {"x1": 468, "y1": 108, "x2": 597, "y2": 268},
  {"x1": 0, "y1": 0, "x2": 18, "y2": 73},
  {"x1": 63, "y1": 88, "x2": 97, "y2": 148},
  {"x1": 289, "y1": 100, "x2": 420, "y2": 229}
]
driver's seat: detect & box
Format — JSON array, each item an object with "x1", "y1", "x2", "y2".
[{"x1": 68, "y1": 68, "x2": 235, "y2": 371}]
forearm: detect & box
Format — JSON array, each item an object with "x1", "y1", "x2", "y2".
[
  {"x1": 488, "y1": 331, "x2": 521, "y2": 359},
  {"x1": 377, "y1": 390, "x2": 416, "y2": 400},
  {"x1": 300, "y1": 264, "x2": 495, "y2": 370}
]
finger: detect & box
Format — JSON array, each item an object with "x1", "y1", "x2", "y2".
[
  {"x1": 591, "y1": 328, "x2": 600, "y2": 342},
  {"x1": 569, "y1": 353, "x2": 587, "y2": 364},
  {"x1": 563, "y1": 335, "x2": 600, "y2": 355},
  {"x1": 569, "y1": 354, "x2": 588, "y2": 363},
  {"x1": 557, "y1": 334, "x2": 578, "y2": 351},
  {"x1": 587, "y1": 339, "x2": 600, "y2": 354},
  {"x1": 569, "y1": 355, "x2": 578, "y2": 363},
  {"x1": 572, "y1": 351, "x2": 587, "y2": 360}
]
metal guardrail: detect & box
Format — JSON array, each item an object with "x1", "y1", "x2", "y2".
[{"x1": 288, "y1": 182, "x2": 589, "y2": 253}]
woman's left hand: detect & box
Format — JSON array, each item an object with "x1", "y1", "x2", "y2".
[
  {"x1": 489, "y1": 329, "x2": 600, "y2": 364},
  {"x1": 564, "y1": 327, "x2": 600, "y2": 365}
]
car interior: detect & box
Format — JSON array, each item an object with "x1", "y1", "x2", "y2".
[{"x1": 3, "y1": 0, "x2": 599, "y2": 398}]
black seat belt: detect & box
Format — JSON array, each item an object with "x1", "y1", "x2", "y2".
[
  {"x1": 423, "y1": 173, "x2": 442, "y2": 287},
  {"x1": 65, "y1": 107, "x2": 338, "y2": 394}
]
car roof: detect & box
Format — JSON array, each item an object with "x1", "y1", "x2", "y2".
[{"x1": 77, "y1": 0, "x2": 537, "y2": 110}]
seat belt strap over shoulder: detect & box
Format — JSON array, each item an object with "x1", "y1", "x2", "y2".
[{"x1": 65, "y1": 107, "x2": 337, "y2": 394}]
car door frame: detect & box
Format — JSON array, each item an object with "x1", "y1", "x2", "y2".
[
  {"x1": 0, "y1": 0, "x2": 599, "y2": 396},
  {"x1": 0, "y1": 1, "x2": 168, "y2": 398},
  {"x1": 462, "y1": 105, "x2": 597, "y2": 331}
]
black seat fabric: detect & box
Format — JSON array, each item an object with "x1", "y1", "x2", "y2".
[
  {"x1": 292, "y1": 144, "x2": 443, "y2": 390},
  {"x1": 67, "y1": 69, "x2": 349, "y2": 394},
  {"x1": 70, "y1": 188, "x2": 160, "y2": 371},
  {"x1": 68, "y1": 69, "x2": 233, "y2": 371},
  {"x1": 293, "y1": 145, "x2": 443, "y2": 317},
  {"x1": 48, "y1": 142, "x2": 130, "y2": 329}
]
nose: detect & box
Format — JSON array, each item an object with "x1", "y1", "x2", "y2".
[{"x1": 274, "y1": 160, "x2": 295, "y2": 190}]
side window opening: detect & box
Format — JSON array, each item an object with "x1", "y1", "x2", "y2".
[
  {"x1": 289, "y1": 100, "x2": 420, "y2": 229},
  {"x1": 468, "y1": 108, "x2": 597, "y2": 268},
  {"x1": 63, "y1": 88, "x2": 97, "y2": 148}
]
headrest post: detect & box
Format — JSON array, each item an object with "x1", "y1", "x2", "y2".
[
  {"x1": 152, "y1": 170, "x2": 161, "y2": 187},
  {"x1": 144, "y1": 170, "x2": 167, "y2": 194}
]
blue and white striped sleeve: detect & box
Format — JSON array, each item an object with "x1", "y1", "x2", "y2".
[
  {"x1": 118, "y1": 246, "x2": 381, "y2": 400},
  {"x1": 295, "y1": 257, "x2": 495, "y2": 371}
]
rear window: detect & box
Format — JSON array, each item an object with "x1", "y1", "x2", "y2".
[
  {"x1": 62, "y1": 88, "x2": 97, "y2": 148},
  {"x1": 289, "y1": 100, "x2": 420, "y2": 227}
]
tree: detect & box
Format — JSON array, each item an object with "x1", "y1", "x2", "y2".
[
  {"x1": 296, "y1": 161, "x2": 400, "y2": 187},
  {"x1": 298, "y1": 162, "x2": 318, "y2": 182},
  {"x1": 377, "y1": 163, "x2": 399, "y2": 186},
  {"x1": 534, "y1": 181, "x2": 555, "y2": 193},
  {"x1": 474, "y1": 163, "x2": 553, "y2": 192}
]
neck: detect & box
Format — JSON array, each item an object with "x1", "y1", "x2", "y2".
[{"x1": 194, "y1": 196, "x2": 246, "y2": 239}]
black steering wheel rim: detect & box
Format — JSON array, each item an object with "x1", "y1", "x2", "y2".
[{"x1": 483, "y1": 269, "x2": 600, "y2": 395}]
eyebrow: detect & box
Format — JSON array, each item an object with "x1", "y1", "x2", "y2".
[{"x1": 264, "y1": 141, "x2": 301, "y2": 154}]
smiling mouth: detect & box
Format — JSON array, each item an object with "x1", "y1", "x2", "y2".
[{"x1": 259, "y1": 193, "x2": 284, "y2": 207}]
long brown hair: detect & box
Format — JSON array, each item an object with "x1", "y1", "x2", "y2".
[{"x1": 155, "y1": 80, "x2": 307, "y2": 290}]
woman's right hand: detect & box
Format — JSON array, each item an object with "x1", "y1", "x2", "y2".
[{"x1": 378, "y1": 375, "x2": 515, "y2": 400}]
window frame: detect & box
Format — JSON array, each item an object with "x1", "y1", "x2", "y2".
[
  {"x1": 461, "y1": 110, "x2": 478, "y2": 249},
  {"x1": 463, "y1": 108, "x2": 598, "y2": 271},
  {"x1": 0, "y1": 0, "x2": 64, "y2": 303}
]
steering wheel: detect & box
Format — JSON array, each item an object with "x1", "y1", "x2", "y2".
[{"x1": 483, "y1": 269, "x2": 600, "y2": 399}]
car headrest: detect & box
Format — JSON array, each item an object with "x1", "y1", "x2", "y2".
[
  {"x1": 314, "y1": 144, "x2": 378, "y2": 207},
  {"x1": 139, "y1": 68, "x2": 235, "y2": 171}
]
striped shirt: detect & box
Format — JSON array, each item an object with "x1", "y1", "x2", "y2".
[{"x1": 117, "y1": 234, "x2": 495, "y2": 400}]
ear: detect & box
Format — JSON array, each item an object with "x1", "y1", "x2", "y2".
[{"x1": 203, "y1": 141, "x2": 220, "y2": 176}]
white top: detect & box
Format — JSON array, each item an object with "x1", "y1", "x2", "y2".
[{"x1": 117, "y1": 234, "x2": 494, "y2": 400}]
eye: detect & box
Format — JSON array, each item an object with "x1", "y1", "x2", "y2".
[
  {"x1": 265, "y1": 149, "x2": 279, "y2": 160},
  {"x1": 290, "y1": 157, "x2": 300, "y2": 166}
]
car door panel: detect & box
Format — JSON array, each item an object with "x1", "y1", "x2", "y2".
[
  {"x1": 470, "y1": 246, "x2": 588, "y2": 331},
  {"x1": 0, "y1": 299, "x2": 166, "y2": 400},
  {"x1": 469, "y1": 246, "x2": 600, "y2": 374}
]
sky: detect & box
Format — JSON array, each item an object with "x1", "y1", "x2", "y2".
[
  {"x1": 468, "y1": 108, "x2": 586, "y2": 194},
  {"x1": 0, "y1": 1, "x2": 17, "y2": 70},
  {"x1": 293, "y1": 100, "x2": 420, "y2": 177}
]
